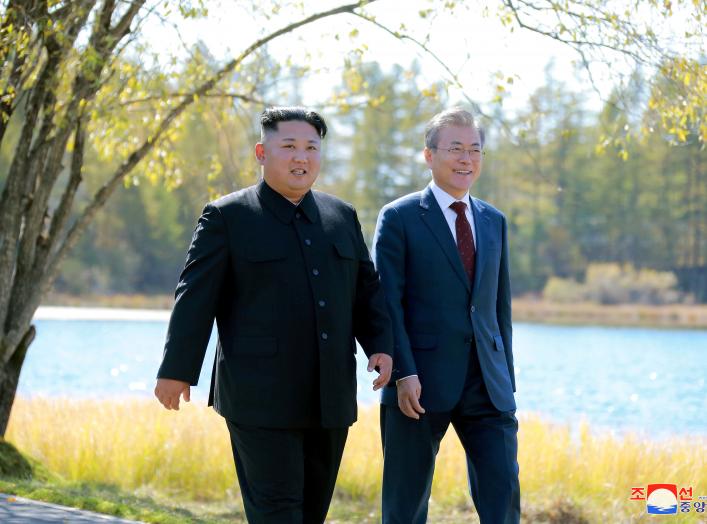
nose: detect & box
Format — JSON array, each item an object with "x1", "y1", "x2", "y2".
[
  {"x1": 458, "y1": 152, "x2": 472, "y2": 163},
  {"x1": 293, "y1": 150, "x2": 308, "y2": 163}
]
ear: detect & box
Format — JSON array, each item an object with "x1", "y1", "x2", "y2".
[
  {"x1": 423, "y1": 147, "x2": 434, "y2": 168},
  {"x1": 255, "y1": 143, "x2": 266, "y2": 165}
]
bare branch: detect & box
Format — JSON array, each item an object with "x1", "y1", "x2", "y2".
[
  {"x1": 348, "y1": 11, "x2": 490, "y2": 119},
  {"x1": 503, "y1": 0, "x2": 650, "y2": 65},
  {"x1": 116, "y1": 91, "x2": 269, "y2": 107}
]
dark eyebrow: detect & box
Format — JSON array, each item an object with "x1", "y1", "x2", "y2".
[{"x1": 280, "y1": 138, "x2": 320, "y2": 143}]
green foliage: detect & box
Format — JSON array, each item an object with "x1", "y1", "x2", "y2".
[
  {"x1": 498, "y1": 0, "x2": 706, "y2": 146},
  {"x1": 0, "y1": 478, "x2": 230, "y2": 523},
  {"x1": 483, "y1": 63, "x2": 705, "y2": 297},
  {"x1": 323, "y1": 60, "x2": 447, "y2": 239},
  {"x1": 52, "y1": 59, "x2": 707, "y2": 301},
  {"x1": 0, "y1": 439, "x2": 32, "y2": 479},
  {"x1": 3, "y1": 1, "x2": 702, "y2": 300}
]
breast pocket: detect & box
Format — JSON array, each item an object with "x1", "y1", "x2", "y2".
[
  {"x1": 333, "y1": 240, "x2": 356, "y2": 261},
  {"x1": 330, "y1": 239, "x2": 358, "y2": 298},
  {"x1": 239, "y1": 243, "x2": 288, "y2": 323}
]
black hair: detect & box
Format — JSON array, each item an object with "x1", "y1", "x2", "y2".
[{"x1": 260, "y1": 106, "x2": 328, "y2": 139}]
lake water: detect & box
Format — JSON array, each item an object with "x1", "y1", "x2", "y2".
[{"x1": 17, "y1": 312, "x2": 707, "y2": 438}]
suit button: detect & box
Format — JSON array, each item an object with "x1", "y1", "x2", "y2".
[
  {"x1": 295, "y1": 212, "x2": 301, "y2": 219},
  {"x1": 312, "y1": 268, "x2": 319, "y2": 276},
  {"x1": 304, "y1": 239, "x2": 311, "y2": 246},
  {"x1": 318, "y1": 300, "x2": 326, "y2": 307},
  {"x1": 471, "y1": 305, "x2": 476, "y2": 313},
  {"x1": 321, "y1": 332, "x2": 328, "y2": 340}
]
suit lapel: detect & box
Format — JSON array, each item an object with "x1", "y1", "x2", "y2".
[
  {"x1": 470, "y1": 196, "x2": 490, "y2": 295},
  {"x1": 419, "y1": 187, "x2": 471, "y2": 292}
]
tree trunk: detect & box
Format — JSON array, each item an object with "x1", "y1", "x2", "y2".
[{"x1": 0, "y1": 326, "x2": 35, "y2": 437}]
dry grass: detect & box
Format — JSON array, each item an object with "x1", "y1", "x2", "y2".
[
  {"x1": 514, "y1": 298, "x2": 707, "y2": 328},
  {"x1": 7, "y1": 397, "x2": 706, "y2": 523},
  {"x1": 42, "y1": 293, "x2": 174, "y2": 310}
]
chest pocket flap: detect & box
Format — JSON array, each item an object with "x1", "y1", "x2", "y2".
[{"x1": 334, "y1": 240, "x2": 356, "y2": 260}]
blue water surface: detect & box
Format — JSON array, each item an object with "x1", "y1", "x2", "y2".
[{"x1": 17, "y1": 319, "x2": 707, "y2": 438}]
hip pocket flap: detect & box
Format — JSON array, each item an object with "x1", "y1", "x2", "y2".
[{"x1": 493, "y1": 335, "x2": 505, "y2": 352}]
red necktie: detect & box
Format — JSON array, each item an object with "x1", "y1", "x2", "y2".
[{"x1": 449, "y1": 201, "x2": 475, "y2": 285}]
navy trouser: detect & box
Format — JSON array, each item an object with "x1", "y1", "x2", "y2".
[{"x1": 381, "y1": 343, "x2": 520, "y2": 524}]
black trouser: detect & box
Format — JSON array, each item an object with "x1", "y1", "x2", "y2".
[
  {"x1": 381, "y1": 343, "x2": 521, "y2": 524},
  {"x1": 226, "y1": 421, "x2": 348, "y2": 524}
]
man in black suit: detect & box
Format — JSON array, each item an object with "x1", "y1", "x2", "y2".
[{"x1": 155, "y1": 107, "x2": 393, "y2": 524}]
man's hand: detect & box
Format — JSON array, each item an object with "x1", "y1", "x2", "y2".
[
  {"x1": 397, "y1": 375, "x2": 425, "y2": 419},
  {"x1": 155, "y1": 378, "x2": 190, "y2": 410},
  {"x1": 367, "y1": 353, "x2": 393, "y2": 391}
]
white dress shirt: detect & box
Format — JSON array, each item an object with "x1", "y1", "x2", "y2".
[{"x1": 429, "y1": 179, "x2": 477, "y2": 245}]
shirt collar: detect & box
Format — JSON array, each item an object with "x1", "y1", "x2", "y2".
[
  {"x1": 256, "y1": 179, "x2": 319, "y2": 224},
  {"x1": 429, "y1": 179, "x2": 470, "y2": 211}
]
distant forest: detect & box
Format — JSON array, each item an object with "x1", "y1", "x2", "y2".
[{"x1": 4, "y1": 60, "x2": 703, "y2": 302}]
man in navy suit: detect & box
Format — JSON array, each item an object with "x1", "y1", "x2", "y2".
[{"x1": 373, "y1": 108, "x2": 520, "y2": 523}]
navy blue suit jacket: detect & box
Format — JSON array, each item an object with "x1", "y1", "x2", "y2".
[{"x1": 373, "y1": 184, "x2": 516, "y2": 412}]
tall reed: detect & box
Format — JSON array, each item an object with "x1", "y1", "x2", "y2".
[{"x1": 7, "y1": 397, "x2": 706, "y2": 522}]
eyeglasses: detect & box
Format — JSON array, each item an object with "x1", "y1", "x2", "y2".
[{"x1": 433, "y1": 146, "x2": 485, "y2": 159}]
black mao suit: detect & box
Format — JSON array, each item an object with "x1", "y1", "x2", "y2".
[{"x1": 158, "y1": 179, "x2": 392, "y2": 522}]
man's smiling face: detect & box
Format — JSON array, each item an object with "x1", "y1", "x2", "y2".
[
  {"x1": 424, "y1": 125, "x2": 483, "y2": 200},
  {"x1": 256, "y1": 120, "x2": 321, "y2": 202}
]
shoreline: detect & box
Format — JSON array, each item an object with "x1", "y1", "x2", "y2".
[
  {"x1": 36, "y1": 298, "x2": 707, "y2": 329},
  {"x1": 34, "y1": 305, "x2": 170, "y2": 321},
  {"x1": 513, "y1": 299, "x2": 707, "y2": 329}
]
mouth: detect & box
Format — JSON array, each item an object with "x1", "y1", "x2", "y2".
[
  {"x1": 454, "y1": 170, "x2": 472, "y2": 176},
  {"x1": 291, "y1": 168, "x2": 307, "y2": 176}
]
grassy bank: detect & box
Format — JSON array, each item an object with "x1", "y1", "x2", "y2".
[
  {"x1": 5, "y1": 397, "x2": 706, "y2": 523},
  {"x1": 42, "y1": 293, "x2": 707, "y2": 328}
]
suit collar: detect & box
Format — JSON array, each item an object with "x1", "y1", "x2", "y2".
[
  {"x1": 419, "y1": 184, "x2": 491, "y2": 294},
  {"x1": 256, "y1": 179, "x2": 319, "y2": 224}
]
